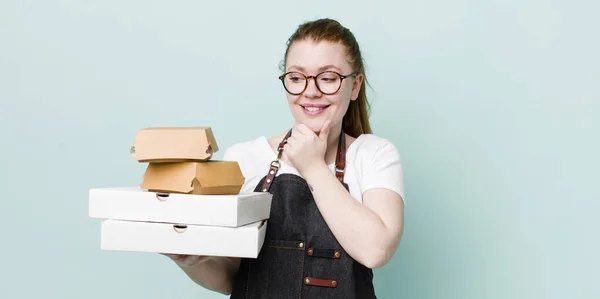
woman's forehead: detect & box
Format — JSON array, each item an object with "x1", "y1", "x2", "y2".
[{"x1": 286, "y1": 40, "x2": 349, "y2": 72}]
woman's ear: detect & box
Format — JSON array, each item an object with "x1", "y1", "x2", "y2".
[{"x1": 350, "y1": 74, "x2": 363, "y2": 101}]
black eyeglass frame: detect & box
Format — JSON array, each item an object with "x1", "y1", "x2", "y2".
[{"x1": 278, "y1": 71, "x2": 358, "y2": 95}]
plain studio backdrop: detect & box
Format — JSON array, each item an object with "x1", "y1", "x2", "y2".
[{"x1": 1, "y1": 1, "x2": 598, "y2": 298}]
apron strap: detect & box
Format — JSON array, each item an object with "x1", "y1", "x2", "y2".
[
  {"x1": 335, "y1": 131, "x2": 346, "y2": 183},
  {"x1": 260, "y1": 129, "x2": 293, "y2": 192},
  {"x1": 260, "y1": 128, "x2": 346, "y2": 192}
]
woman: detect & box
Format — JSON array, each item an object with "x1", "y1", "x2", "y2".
[{"x1": 165, "y1": 18, "x2": 405, "y2": 298}]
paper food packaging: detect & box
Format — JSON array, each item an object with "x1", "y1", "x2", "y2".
[
  {"x1": 89, "y1": 187, "x2": 272, "y2": 227},
  {"x1": 100, "y1": 219, "x2": 267, "y2": 258},
  {"x1": 131, "y1": 127, "x2": 219, "y2": 162},
  {"x1": 140, "y1": 161, "x2": 245, "y2": 195}
]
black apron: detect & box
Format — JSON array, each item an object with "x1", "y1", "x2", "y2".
[{"x1": 230, "y1": 129, "x2": 377, "y2": 299}]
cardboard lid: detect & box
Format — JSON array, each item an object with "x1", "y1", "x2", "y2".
[{"x1": 131, "y1": 127, "x2": 219, "y2": 162}]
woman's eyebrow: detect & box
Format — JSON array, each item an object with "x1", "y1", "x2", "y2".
[
  {"x1": 287, "y1": 65, "x2": 305, "y2": 72},
  {"x1": 287, "y1": 65, "x2": 342, "y2": 73},
  {"x1": 318, "y1": 65, "x2": 342, "y2": 72}
]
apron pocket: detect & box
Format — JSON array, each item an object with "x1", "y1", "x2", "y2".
[
  {"x1": 301, "y1": 249, "x2": 345, "y2": 298},
  {"x1": 246, "y1": 239, "x2": 306, "y2": 298}
]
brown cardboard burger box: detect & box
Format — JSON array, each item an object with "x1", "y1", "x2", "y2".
[
  {"x1": 140, "y1": 161, "x2": 245, "y2": 195},
  {"x1": 131, "y1": 127, "x2": 218, "y2": 163},
  {"x1": 131, "y1": 127, "x2": 244, "y2": 195}
]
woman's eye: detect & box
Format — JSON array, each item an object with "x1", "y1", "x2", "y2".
[{"x1": 320, "y1": 77, "x2": 337, "y2": 82}]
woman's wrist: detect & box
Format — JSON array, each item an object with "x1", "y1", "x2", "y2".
[{"x1": 301, "y1": 161, "x2": 331, "y2": 184}]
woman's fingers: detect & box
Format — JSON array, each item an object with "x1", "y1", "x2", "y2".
[{"x1": 161, "y1": 253, "x2": 211, "y2": 266}]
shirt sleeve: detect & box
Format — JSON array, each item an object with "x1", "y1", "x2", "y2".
[
  {"x1": 223, "y1": 145, "x2": 256, "y2": 194},
  {"x1": 222, "y1": 146, "x2": 237, "y2": 162},
  {"x1": 360, "y1": 139, "x2": 405, "y2": 203}
]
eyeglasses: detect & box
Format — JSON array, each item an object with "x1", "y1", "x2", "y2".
[{"x1": 278, "y1": 71, "x2": 357, "y2": 95}]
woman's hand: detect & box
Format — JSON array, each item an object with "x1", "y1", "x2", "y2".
[
  {"x1": 284, "y1": 120, "x2": 331, "y2": 175},
  {"x1": 161, "y1": 253, "x2": 241, "y2": 295},
  {"x1": 161, "y1": 253, "x2": 212, "y2": 267}
]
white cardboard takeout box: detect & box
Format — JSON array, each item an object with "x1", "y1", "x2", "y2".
[
  {"x1": 100, "y1": 219, "x2": 267, "y2": 258},
  {"x1": 89, "y1": 187, "x2": 272, "y2": 227}
]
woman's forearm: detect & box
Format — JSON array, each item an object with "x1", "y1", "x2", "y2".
[{"x1": 303, "y1": 163, "x2": 402, "y2": 269}]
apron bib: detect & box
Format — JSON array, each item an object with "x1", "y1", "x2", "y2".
[{"x1": 230, "y1": 129, "x2": 377, "y2": 299}]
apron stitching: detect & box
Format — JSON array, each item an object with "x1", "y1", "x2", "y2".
[{"x1": 299, "y1": 243, "x2": 305, "y2": 299}]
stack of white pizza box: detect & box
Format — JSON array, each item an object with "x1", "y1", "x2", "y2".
[{"x1": 88, "y1": 127, "x2": 271, "y2": 258}]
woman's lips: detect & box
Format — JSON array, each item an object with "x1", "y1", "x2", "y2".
[{"x1": 300, "y1": 104, "x2": 330, "y2": 116}]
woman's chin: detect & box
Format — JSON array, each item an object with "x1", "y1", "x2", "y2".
[{"x1": 295, "y1": 119, "x2": 323, "y2": 132}]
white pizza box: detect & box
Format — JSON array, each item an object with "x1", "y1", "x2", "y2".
[
  {"x1": 100, "y1": 219, "x2": 267, "y2": 258},
  {"x1": 89, "y1": 187, "x2": 272, "y2": 228}
]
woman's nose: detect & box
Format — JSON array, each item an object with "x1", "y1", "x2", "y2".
[{"x1": 303, "y1": 77, "x2": 322, "y2": 97}]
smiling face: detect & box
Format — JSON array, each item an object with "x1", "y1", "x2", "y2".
[{"x1": 283, "y1": 39, "x2": 363, "y2": 134}]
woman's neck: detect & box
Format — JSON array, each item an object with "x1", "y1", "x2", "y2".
[
  {"x1": 269, "y1": 124, "x2": 350, "y2": 166},
  {"x1": 324, "y1": 124, "x2": 343, "y2": 165}
]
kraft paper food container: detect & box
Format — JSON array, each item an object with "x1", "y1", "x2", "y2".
[
  {"x1": 89, "y1": 187, "x2": 272, "y2": 228},
  {"x1": 130, "y1": 127, "x2": 219, "y2": 163},
  {"x1": 139, "y1": 161, "x2": 245, "y2": 195},
  {"x1": 100, "y1": 219, "x2": 267, "y2": 259}
]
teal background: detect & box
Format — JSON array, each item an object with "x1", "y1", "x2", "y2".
[{"x1": 1, "y1": 1, "x2": 598, "y2": 298}]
